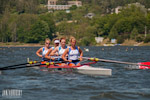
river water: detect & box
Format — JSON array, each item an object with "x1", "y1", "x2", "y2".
[{"x1": 0, "y1": 46, "x2": 150, "y2": 100}]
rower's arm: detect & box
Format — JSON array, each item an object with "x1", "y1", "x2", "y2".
[
  {"x1": 36, "y1": 48, "x2": 43, "y2": 58},
  {"x1": 62, "y1": 48, "x2": 69, "y2": 61},
  {"x1": 45, "y1": 48, "x2": 53, "y2": 59},
  {"x1": 78, "y1": 47, "x2": 83, "y2": 61},
  {"x1": 50, "y1": 47, "x2": 58, "y2": 56}
]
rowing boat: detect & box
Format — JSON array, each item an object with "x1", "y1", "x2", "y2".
[
  {"x1": 2, "y1": 57, "x2": 149, "y2": 75},
  {"x1": 30, "y1": 61, "x2": 112, "y2": 76}
]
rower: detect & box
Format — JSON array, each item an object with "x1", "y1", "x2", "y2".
[
  {"x1": 50, "y1": 37, "x2": 68, "y2": 61},
  {"x1": 36, "y1": 38, "x2": 52, "y2": 61},
  {"x1": 62, "y1": 37, "x2": 83, "y2": 66},
  {"x1": 44, "y1": 39, "x2": 60, "y2": 61},
  {"x1": 51, "y1": 38, "x2": 60, "y2": 50}
]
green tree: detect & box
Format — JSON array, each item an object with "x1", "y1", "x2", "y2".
[
  {"x1": 16, "y1": 14, "x2": 38, "y2": 42},
  {"x1": 147, "y1": 13, "x2": 150, "y2": 33},
  {"x1": 39, "y1": 13, "x2": 56, "y2": 38},
  {"x1": 144, "y1": 34, "x2": 150, "y2": 43},
  {"x1": 130, "y1": 27, "x2": 138, "y2": 39},
  {"x1": 117, "y1": 35, "x2": 124, "y2": 44},
  {"x1": 0, "y1": 9, "x2": 11, "y2": 42},
  {"x1": 109, "y1": 27, "x2": 118, "y2": 39},
  {"x1": 70, "y1": 5, "x2": 77, "y2": 10},
  {"x1": 57, "y1": 21, "x2": 74, "y2": 37},
  {"x1": 26, "y1": 20, "x2": 49, "y2": 43},
  {"x1": 80, "y1": 26, "x2": 96, "y2": 46}
]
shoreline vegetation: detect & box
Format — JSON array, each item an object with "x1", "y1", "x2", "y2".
[
  {"x1": 1, "y1": 40, "x2": 150, "y2": 47},
  {"x1": 1, "y1": 1, "x2": 150, "y2": 46},
  {"x1": 0, "y1": 42, "x2": 43, "y2": 47}
]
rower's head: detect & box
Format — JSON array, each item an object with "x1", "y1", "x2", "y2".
[
  {"x1": 70, "y1": 37, "x2": 76, "y2": 47},
  {"x1": 54, "y1": 39, "x2": 60, "y2": 47},
  {"x1": 60, "y1": 37, "x2": 66, "y2": 47},
  {"x1": 45, "y1": 38, "x2": 51, "y2": 47}
]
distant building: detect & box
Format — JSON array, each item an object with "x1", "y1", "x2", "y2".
[
  {"x1": 115, "y1": 6, "x2": 122, "y2": 14},
  {"x1": 47, "y1": 5, "x2": 71, "y2": 10},
  {"x1": 85, "y1": 13, "x2": 95, "y2": 19},
  {"x1": 111, "y1": 39, "x2": 116, "y2": 43},
  {"x1": 128, "y1": 2, "x2": 145, "y2": 8},
  {"x1": 68, "y1": 1, "x2": 82, "y2": 7},
  {"x1": 113, "y1": 2, "x2": 147, "y2": 14},
  {"x1": 48, "y1": 0, "x2": 57, "y2": 5},
  {"x1": 47, "y1": 0, "x2": 82, "y2": 10},
  {"x1": 66, "y1": 10, "x2": 70, "y2": 13},
  {"x1": 95, "y1": 37, "x2": 104, "y2": 43}
]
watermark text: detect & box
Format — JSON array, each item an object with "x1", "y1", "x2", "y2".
[{"x1": 2, "y1": 89, "x2": 22, "y2": 98}]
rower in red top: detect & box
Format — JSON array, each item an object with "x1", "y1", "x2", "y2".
[
  {"x1": 36, "y1": 38, "x2": 52, "y2": 61},
  {"x1": 62, "y1": 37, "x2": 83, "y2": 66}
]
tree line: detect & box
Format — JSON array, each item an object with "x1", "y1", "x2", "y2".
[{"x1": 0, "y1": 0, "x2": 150, "y2": 45}]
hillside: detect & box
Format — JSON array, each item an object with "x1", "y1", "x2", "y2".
[{"x1": 0, "y1": 0, "x2": 150, "y2": 46}]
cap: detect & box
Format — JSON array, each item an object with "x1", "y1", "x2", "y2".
[{"x1": 54, "y1": 40, "x2": 60, "y2": 44}]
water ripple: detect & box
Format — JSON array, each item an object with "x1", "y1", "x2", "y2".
[{"x1": 0, "y1": 46, "x2": 150, "y2": 100}]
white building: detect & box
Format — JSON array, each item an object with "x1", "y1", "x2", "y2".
[
  {"x1": 47, "y1": 0, "x2": 82, "y2": 10},
  {"x1": 115, "y1": 6, "x2": 122, "y2": 14},
  {"x1": 114, "y1": 2, "x2": 147, "y2": 14},
  {"x1": 85, "y1": 13, "x2": 95, "y2": 19},
  {"x1": 95, "y1": 37, "x2": 104, "y2": 43},
  {"x1": 68, "y1": 1, "x2": 82, "y2": 7}
]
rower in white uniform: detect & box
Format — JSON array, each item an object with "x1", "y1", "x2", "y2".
[
  {"x1": 50, "y1": 37, "x2": 68, "y2": 61},
  {"x1": 62, "y1": 37, "x2": 83, "y2": 66},
  {"x1": 45, "y1": 38, "x2": 60, "y2": 61},
  {"x1": 51, "y1": 38, "x2": 60, "y2": 51},
  {"x1": 36, "y1": 38, "x2": 52, "y2": 61}
]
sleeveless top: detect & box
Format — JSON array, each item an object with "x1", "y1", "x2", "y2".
[
  {"x1": 42, "y1": 47, "x2": 50, "y2": 61},
  {"x1": 58, "y1": 46, "x2": 68, "y2": 57},
  {"x1": 51, "y1": 46, "x2": 59, "y2": 59},
  {"x1": 51, "y1": 47, "x2": 55, "y2": 50},
  {"x1": 68, "y1": 46, "x2": 79, "y2": 60}
]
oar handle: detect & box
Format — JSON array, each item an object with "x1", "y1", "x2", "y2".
[
  {"x1": 0, "y1": 63, "x2": 41, "y2": 70},
  {"x1": 0, "y1": 60, "x2": 50, "y2": 70}
]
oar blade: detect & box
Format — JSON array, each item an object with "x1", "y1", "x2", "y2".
[{"x1": 139, "y1": 62, "x2": 150, "y2": 69}]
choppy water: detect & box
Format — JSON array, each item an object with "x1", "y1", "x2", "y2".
[{"x1": 0, "y1": 46, "x2": 150, "y2": 100}]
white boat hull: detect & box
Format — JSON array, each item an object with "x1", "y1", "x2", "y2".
[
  {"x1": 76, "y1": 65, "x2": 112, "y2": 76},
  {"x1": 27, "y1": 64, "x2": 112, "y2": 76}
]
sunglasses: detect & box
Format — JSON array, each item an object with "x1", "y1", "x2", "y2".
[{"x1": 45, "y1": 42, "x2": 50, "y2": 45}]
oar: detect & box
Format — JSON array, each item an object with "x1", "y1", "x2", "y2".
[
  {"x1": 0, "y1": 60, "x2": 70, "y2": 71},
  {"x1": 0, "y1": 60, "x2": 86, "y2": 71},
  {"x1": 0, "y1": 56, "x2": 56, "y2": 69},
  {"x1": 0, "y1": 61, "x2": 56, "y2": 71},
  {"x1": 2, "y1": 61, "x2": 41, "y2": 68},
  {"x1": 0, "y1": 63, "x2": 42, "y2": 70},
  {"x1": 82, "y1": 57, "x2": 150, "y2": 67}
]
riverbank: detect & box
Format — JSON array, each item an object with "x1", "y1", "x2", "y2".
[
  {"x1": 96, "y1": 39, "x2": 150, "y2": 46},
  {"x1": 0, "y1": 42, "x2": 43, "y2": 47},
  {"x1": 0, "y1": 41, "x2": 150, "y2": 47},
  {"x1": 119, "y1": 40, "x2": 150, "y2": 46}
]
